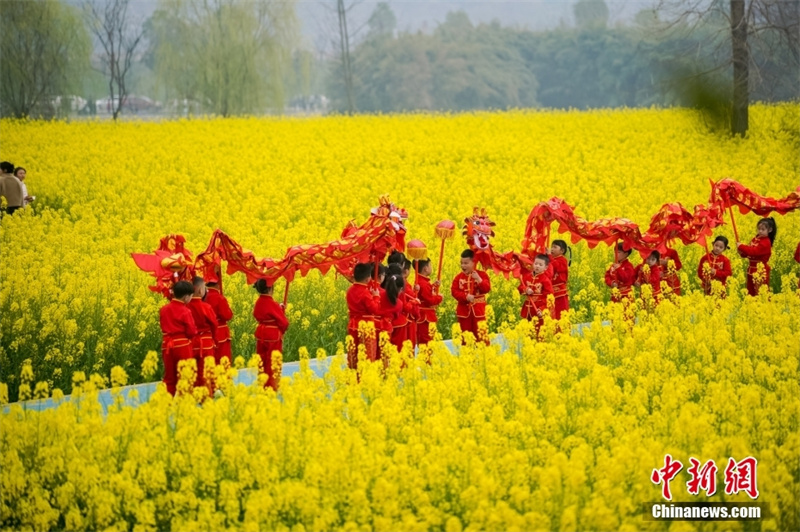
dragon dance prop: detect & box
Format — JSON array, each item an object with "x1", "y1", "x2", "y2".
[
  {"x1": 132, "y1": 196, "x2": 408, "y2": 297},
  {"x1": 520, "y1": 178, "x2": 800, "y2": 260},
  {"x1": 463, "y1": 207, "x2": 531, "y2": 279}
]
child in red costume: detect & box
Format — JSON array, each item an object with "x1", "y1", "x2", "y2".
[
  {"x1": 604, "y1": 244, "x2": 636, "y2": 303},
  {"x1": 204, "y1": 280, "x2": 233, "y2": 364},
  {"x1": 698, "y1": 236, "x2": 732, "y2": 296},
  {"x1": 519, "y1": 254, "x2": 554, "y2": 338},
  {"x1": 415, "y1": 258, "x2": 442, "y2": 346},
  {"x1": 549, "y1": 240, "x2": 570, "y2": 319},
  {"x1": 737, "y1": 217, "x2": 776, "y2": 296},
  {"x1": 253, "y1": 280, "x2": 289, "y2": 390},
  {"x1": 159, "y1": 281, "x2": 197, "y2": 396},
  {"x1": 188, "y1": 277, "x2": 218, "y2": 391},
  {"x1": 451, "y1": 249, "x2": 491, "y2": 345},
  {"x1": 346, "y1": 263, "x2": 381, "y2": 370}
]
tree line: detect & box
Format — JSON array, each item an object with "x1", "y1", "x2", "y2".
[{"x1": 1, "y1": 0, "x2": 797, "y2": 135}]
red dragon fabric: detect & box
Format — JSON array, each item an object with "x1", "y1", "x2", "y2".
[{"x1": 133, "y1": 196, "x2": 408, "y2": 297}]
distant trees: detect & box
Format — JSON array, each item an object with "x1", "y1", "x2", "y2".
[
  {"x1": 326, "y1": 2, "x2": 798, "y2": 116},
  {"x1": 84, "y1": 0, "x2": 146, "y2": 120},
  {"x1": 328, "y1": 9, "x2": 538, "y2": 112},
  {"x1": 656, "y1": 0, "x2": 800, "y2": 135},
  {"x1": 149, "y1": 0, "x2": 299, "y2": 116},
  {"x1": 0, "y1": 0, "x2": 90, "y2": 118}
]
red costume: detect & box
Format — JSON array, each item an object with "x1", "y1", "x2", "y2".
[
  {"x1": 416, "y1": 274, "x2": 442, "y2": 346},
  {"x1": 634, "y1": 263, "x2": 662, "y2": 302},
  {"x1": 518, "y1": 270, "x2": 553, "y2": 337},
  {"x1": 697, "y1": 252, "x2": 732, "y2": 296},
  {"x1": 253, "y1": 294, "x2": 289, "y2": 390},
  {"x1": 451, "y1": 270, "x2": 491, "y2": 344},
  {"x1": 188, "y1": 297, "x2": 218, "y2": 391},
  {"x1": 159, "y1": 299, "x2": 197, "y2": 396},
  {"x1": 346, "y1": 282, "x2": 381, "y2": 369},
  {"x1": 205, "y1": 286, "x2": 233, "y2": 363},
  {"x1": 550, "y1": 255, "x2": 569, "y2": 319},
  {"x1": 661, "y1": 248, "x2": 682, "y2": 296},
  {"x1": 378, "y1": 288, "x2": 403, "y2": 358},
  {"x1": 738, "y1": 236, "x2": 772, "y2": 296},
  {"x1": 518, "y1": 271, "x2": 553, "y2": 320},
  {"x1": 402, "y1": 282, "x2": 420, "y2": 350},
  {"x1": 604, "y1": 259, "x2": 635, "y2": 303},
  {"x1": 794, "y1": 242, "x2": 800, "y2": 290}
]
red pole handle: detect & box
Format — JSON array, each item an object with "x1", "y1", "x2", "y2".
[
  {"x1": 728, "y1": 206, "x2": 740, "y2": 243},
  {"x1": 282, "y1": 279, "x2": 290, "y2": 307}
]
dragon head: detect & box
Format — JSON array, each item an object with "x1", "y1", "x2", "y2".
[{"x1": 463, "y1": 207, "x2": 496, "y2": 251}]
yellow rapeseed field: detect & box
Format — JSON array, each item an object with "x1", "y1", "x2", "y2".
[
  {"x1": 0, "y1": 106, "x2": 799, "y2": 530},
  {"x1": 2, "y1": 292, "x2": 799, "y2": 531}
]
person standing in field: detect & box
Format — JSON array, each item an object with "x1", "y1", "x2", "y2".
[
  {"x1": 414, "y1": 258, "x2": 442, "y2": 349},
  {"x1": 519, "y1": 254, "x2": 553, "y2": 338},
  {"x1": 400, "y1": 258, "x2": 420, "y2": 350},
  {"x1": 451, "y1": 249, "x2": 491, "y2": 345},
  {"x1": 346, "y1": 263, "x2": 381, "y2": 370},
  {"x1": 253, "y1": 280, "x2": 289, "y2": 390},
  {"x1": 13, "y1": 168, "x2": 34, "y2": 208},
  {"x1": 204, "y1": 279, "x2": 233, "y2": 364},
  {"x1": 188, "y1": 277, "x2": 218, "y2": 393},
  {"x1": 604, "y1": 244, "x2": 636, "y2": 303},
  {"x1": 737, "y1": 217, "x2": 777, "y2": 296},
  {"x1": 0, "y1": 161, "x2": 23, "y2": 215},
  {"x1": 634, "y1": 251, "x2": 662, "y2": 306},
  {"x1": 698, "y1": 236, "x2": 732, "y2": 296},
  {"x1": 549, "y1": 240, "x2": 570, "y2": 319},
  {"x1": 660, "y1": 246, "x2": 683, "y2": 296},
  {"x1": 159, "y1": 281, "x2": 197, "y2": 396}
]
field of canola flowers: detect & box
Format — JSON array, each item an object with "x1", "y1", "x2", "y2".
[
  {"x1": 2, "y1": 292, "x2": 799, "y2": 531},
  {"x1": 0, "y1": 105, "x2": 799, "y2": 529},
  {"x1": 1, "y1": 105, "x2": 798, "y2": 400}
]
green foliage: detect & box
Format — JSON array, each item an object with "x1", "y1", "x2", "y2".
[
  {"x1": 150, "y1": 0, "x2": 299, "y2": 116},
  {"x1": 0, "y1": 0, "x2": 90, "y2": 118}
]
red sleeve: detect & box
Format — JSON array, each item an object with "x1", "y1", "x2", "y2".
[
  {"x1": 418, "y1": 281, "x2": 443, "y2": 306},
  {"x1": 517, "y1": 272, "x2": 531, "y2": 294},
  {"x1": 604, "y1": 266, "x2": 615, "y2": 287},
  {"x1": 451, "y1": 276, "x2": 468, "y2": 303},
  {"x1": 478, "y1": 271, "x2": 491, "y2": 293},
  {"x1": 363, "y1": 291, "x2": 381, "y2": 314},
  {"x1": 716, "y1": 256, "x2": 732, "y2": 281},
  {"x1": 182, "y1": 307, "x2": 197, "y2": 338},
  {"x1": 738, "y1": 238, "x2": 771, "y2": 260},
  {"x1": 697, "y1": 255, "x2": 707, "y2": 280},
  {"x1": 668, "y1": 249, "x2": 682, "y2": 271},
  {"x1": 273, "y1": 304, "x2": 289, "y2": 333},
  {"x1": 618, "y1": 263, "x2": 636, "y2": 286},
  {"x1": 254, "y1": 298, "x2": 269, "y2": 322},
  {"x1": 633, "y1": 264, "x2": 643, "y2": 284},
  {"x1": 202, "y1": 305, "x2": 218, "y2": 340},
  {"x1": 543, "y1": 276, "x2": 553, "y2": 296},
  {"x1": 217, "y1": 296, "x2": 233, "y2": 321}
]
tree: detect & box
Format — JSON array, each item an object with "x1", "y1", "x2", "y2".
[
  {"x1": 574, "y1": 0, "x2": 610, "y2": 30},
  {"x1": 367, "y1": 2, "x2": 396, "y2": 38},
  {"x1": 84, "y1": 0, "x2": 146, "y2": 120},
  {"x1": 0, "y1": 0, "x2": 90, "y2": 118},
  {"x1": 151, "y1": 0, "x2": 299, "y2": 116},
  {"x1": 656, "y1": 0, "x2": 800, "y2": 135}
]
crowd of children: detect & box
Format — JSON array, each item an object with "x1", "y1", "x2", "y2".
[{"x1": 159, "y1": 216, "x2": 796, "y2": 395}]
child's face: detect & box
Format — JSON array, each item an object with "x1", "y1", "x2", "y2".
[
  {"x1": 378, "y1": 273, "x2": 385, "y2": 283},
  {"x1": 533, "y1": 259, "x2": 546, "y2": 274},
  {"x1": 757, "y1": 223, "x2": 770, "y2": 238},
  {"x1": 712, "y1": 241, "x2": 726, "y2": 255},
  {"x1": 181, "y1": 294, "x2": 193, "y2": 304},
  {"x1": 550, "y1": 245, "x2": 563, "y2": 257},
  {"x1": 615, "y1": 249, "x2": 628, "y2": 262},
  {"x1": 460, "y1": 257, "x2": 474, "y2": 273},
  {"x1": 646, "y1": 255, "x2": 658, "y2": 267},
  {"x1": 402, "y1": 268, "x2": 410, "y2": 279},
  {"x1": 194, "y1": 283, "x2": 206, "y2": 297}
]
